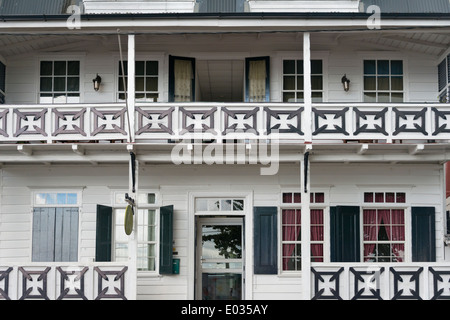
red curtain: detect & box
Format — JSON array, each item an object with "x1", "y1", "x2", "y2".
[
  {"x1": 310, "y1": 209, "x2": 324, "y2": 261},
  {"x1": 282, "y1": 209, "x2": 301, "y2": 270},
  {"x1": 363, "y1": 209, "x2": 405, "y2": 262}
]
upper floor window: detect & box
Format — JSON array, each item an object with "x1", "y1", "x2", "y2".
[
  {"x1": 363, "y1": 60, "x2": 403, "y2": 103},
  {"x1": 39, "y1": 60, "x2": 80, "y2": 103},
  {"x1": 0, "y1": 61, "x2": 5, "y2": 104},
  {"x1": 118, "y1": 61, "x2": 159, "y2": 102},
  {"x1": 282, "y1": 59, "x2": 323, "y2": 103},
  {"x1": 438, "y1": 55, "x2": 450, "y2": 103}
]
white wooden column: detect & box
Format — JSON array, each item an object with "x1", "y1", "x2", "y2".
[
  {"x1": 301, "y1": 148, "x2": 312, "y2": 300},
  {"x1": 303, "y1": 32, "x2": 312, "y2": 143},
  {"x1": 302, "y1": 31, "x2": 313, "y2": 300},
  {"x1": 127, "y1": 34, "x2": 136, "y2": 143},
  {"x1": 127, "y1": 146, "x2": 138, "y2": 300}
]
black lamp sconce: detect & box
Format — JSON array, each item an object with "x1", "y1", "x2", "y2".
[
  {"x1": 93, "y1": 74, "x2": 102, "y2": 91},
  {"x1": 341, "y1": 74, "x2": 350, "y2": 92}
]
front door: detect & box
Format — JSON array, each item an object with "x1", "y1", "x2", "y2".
[{"x1": 196, "y1": 217, "x2": 244, "y2": 300}]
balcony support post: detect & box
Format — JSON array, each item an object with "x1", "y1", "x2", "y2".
[
  {"x1": 303, "y1": 32, "x2": 312, "y2": 143},
  {"x1": 127, "y1": 34, "x2": 136, "y2": 143},
  {"x1": 301, "y1": 145, "x2": 312, "y2": 300},
  {"x1": 127, "y1": 144, "x2": 138, "y2": 300}
]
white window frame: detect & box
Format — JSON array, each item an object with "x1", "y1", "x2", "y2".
[
  {"x1": 30, "y1": 189, "x2": 82, "y2": 262},
  {"x1": 275, "y1": 51, "x2": 329, "y2": 103},
  {"x1": 37, "y1": 55, "x2": 85, "y2": 104},
  {"x1": 112, "y1": 190, "x2": 160, "y2": 273},
  {"x1": 279, "y1": 189, "x2": 329, "y2": 276},
  {"x1": 359, "y1": 188, "x2": 411, "y2": 263},
  {"x1": 115, "y1": 54, "x2": 165, "y2": 103},
  {"x1": 358, "y1": 52, "x2": 409, "y2": 102}
]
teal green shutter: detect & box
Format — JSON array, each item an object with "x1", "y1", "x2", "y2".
[
  {"x1": 330, "y1": 206, "x2": 360, "y2": 262},
  {"x1": 159, "y1": 205, "x2": 174, "y2": 274},
  {"x1": 95, "y1": 205, "x2": 113, "y2": 262},
  {"x1": 412, "y1": 207, "x2": 436, "y2": 262},
  {"x1": 0, "y1": 61, "x2": 5, "y2": 104},
  {"x1": 254, "y1": 206, "x2": 278, "y2": 274}
]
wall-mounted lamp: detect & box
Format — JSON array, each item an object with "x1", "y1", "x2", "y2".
[
  {"x1": 341, "y1": 74, "x2": 350, "y2": 92},
  {"x1": 93, "y1": 74, "x2": 102, "y2": 91}
]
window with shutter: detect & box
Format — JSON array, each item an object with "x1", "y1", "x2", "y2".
[
  {"x1": 411, "y1": 207, "x2": 436, "y2": 262},
  {"x1": 254, "y1": 206, "x2": 278, "y2": 274}
]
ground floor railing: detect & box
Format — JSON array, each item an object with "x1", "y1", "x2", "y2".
[
  {"x1": 0, "y1": 263, "x2": 130, "y2": 300},
  {"x1": 311, "y1": 263, "x2": 450, "y2": 300},
  {"x1": 0, "y1": 102, "x2": 449, "y2": 144}
]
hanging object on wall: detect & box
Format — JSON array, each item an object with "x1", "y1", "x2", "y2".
[{"x1": 124, "y1": 204, "x2": 134, "y2": 236}]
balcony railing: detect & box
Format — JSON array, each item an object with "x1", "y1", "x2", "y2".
[
  {"x1": 0, "y1": 263, "x2": 130, "y2": 300},
  {"x1": 0, "y1": 102, "x2": 449, "y2": 144},
  {"x1": 311, "y1": 262, "x2": 450, "y2": 300}
]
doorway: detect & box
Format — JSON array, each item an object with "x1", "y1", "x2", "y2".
[{"x1": 195, "y1": 217, "x2": 244, "y2": 300}]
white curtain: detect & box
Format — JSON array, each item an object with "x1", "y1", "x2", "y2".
[
  {"x1": 174, "y1": 59, "x2": 193, "y2": 102},
  {"x1": 248, "y1": 60, "x2": 267, "y2": 102}
]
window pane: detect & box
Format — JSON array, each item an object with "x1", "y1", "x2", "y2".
[
  {"x1": 377, "y1": 60, "x2": 389, "y2": 75},
  {"x1": 221, "y1": 199, "x2": 232, "y2": 211},
  {"x1": 296, "y1": 61, "x2": 303, "y2": 75},
  {"x1": 53, "y1": 78, "x2": 66, "y2": 92},
  {"x1": 312, "y1": 92, "x2": 323, "y2": 102},
  {"x1": 296, "y1": 76, "x2": 304, "y2": 91},
  {"x1": 233, "y1": 200, "x2": 244, "y2": 211},
  {"x1": 54, "y1": 61, "x2": 67, "y2": 76},
  {"x1": 377, "y1": 77, "x2": 389, "y2": 90},
  {"x1": 40, "y1": 77, "x2": 52, "y2": 92},
  {"x1": 135, "y1": 61, "x2": 145, "y2": 76},
  {"x1": 377, "y1": 92, "x2": 390, "y2": 103},
  {"x1": 364, "y1": 92, "x2": 376, "y2": 102},
  {"x1": 391, "y1": 93, "x2": 403, "y2": 102},
  {"x1": 283, "y1": 76, "x2": 295, "y2": 90},
  {"x1": 391, "y1": 60, "x2": 403, "y2": 75},
  {"x1": 40, "y1": 61, "x2": 53, "y2": 76},
  {"x1": 146, "y1": 77, "x2": 158, "y2": 91},
  {"x1": 311, "y1": 60, "x2": 322, "y2": 74},
  {"x1": 283, "y1": 60, "x2": 295, "y2": 74},
  {"x1": 67, "y1": 77, "x2": 79, "y2": 91},
  {"x1": 136, "y1": 77, "x2": 145, "y2": 91},
  {"x1": 67, "y1": 193, "x2": 77, "y2": 204},
  {"x1": 146, "y1": 61, "x2": 158, "y2": 76},
  {"x1": 364, "y1": 60, "x2": 376, "y2": 74},
  {"x1": 57, "y1": 193, "x2": 66, "y2": 204},
  {"x1": 283, "y1": 92, "x2": 295, "y2": 103},
  {"x1": 391, "y1": 76, "x2": 403, "y2": 91},
  {"x1": 67, "y1": 61, "x2": 79, "y2": 75},
  {"x1": 118, "y1": 62, "x2": 127, "y2": 76},
  {"x1": 311, "y1": 76, "x2": 323, "y2": 90},
  {"x1": 364, "y1": 76, "x2": 376, "y2": 90}
]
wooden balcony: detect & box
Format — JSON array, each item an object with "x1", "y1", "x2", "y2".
[
  {"x1": 310, "y1": 262, "x2": 450, "y2": 300},
  {"x1": 0, "y1": 102, "x2": 449, "y2": 145},
  {"x1": 0, "y1": 263, "x2": 130, "y2": 300}
]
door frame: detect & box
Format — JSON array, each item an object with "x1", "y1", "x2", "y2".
[
  {"x1": 188, "y1": 191, "x2": 253, "y2": 300},
  {"x1": 195, "y1": 216, "x2": 244, "y2": 300}
]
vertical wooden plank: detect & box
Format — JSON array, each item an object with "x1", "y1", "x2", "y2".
[
  {"x1": 32, "y1": 208, "x2": 42, "y2": 262},
  {"x1": 159, "y1": 205, "x2": 174, "y2": 275},
  {"x1": 33, "y1": 207, "x2": 56, "y2": 262},
  {"x1": 54, "y1": 207, "x2": 63, "y2": 262},
  {"x1": 69, "y1": 208, "x2": 79, "y2": 262},
  {"x1": 127, "y1": 34, "x2": 135, "y2": 143}
]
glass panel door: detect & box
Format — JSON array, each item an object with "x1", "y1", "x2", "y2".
[{"x1": 196, "y1": 217, "x2": 244, "y2": 300}]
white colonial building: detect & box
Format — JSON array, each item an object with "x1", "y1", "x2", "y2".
[{"x1": 0, "y1": 0, "x2": 449, "y2": 300}]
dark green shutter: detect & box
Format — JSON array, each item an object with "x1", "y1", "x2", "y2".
[
  {"x1": 254, "y1": 206, "x2": 278, "y2": 274},
  {"x1": 95, "y1": 205, "x2": 113, "y2": 262},
  {"x1": 412, "y1": 207, "x2": 436, "y2": 262},
  {"x1": 159, "y1": 205, "x2": 174, "y2": 274},
  {"x1": 330, "y1": 206, "x2": 360, "y2": 262},
  {"x1": 0, "y1": 61, "x2": 5, "y2": 104}
]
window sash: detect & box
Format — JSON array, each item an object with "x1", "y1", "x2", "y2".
[
  {"x1": 118, "y1": 60, "x2": 159, "y2": 102},
  {"x1": 39, "y1": 60, "x2": 80, "y2": 103},
  {"x1": 282, "y1": 59, "x2": 323, "y2": 103},
  {"x1": 363, "y1": 59, "x2": 404, "y2": 103}
]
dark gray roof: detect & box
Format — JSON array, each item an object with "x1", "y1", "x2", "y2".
[
  {"x1": 0, "y1": 0, "x2": 80, "y2": 15},
  {"x1": 360, "y1": 0, "x2": 450, "y2": 13}
]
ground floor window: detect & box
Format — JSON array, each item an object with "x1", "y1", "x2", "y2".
[
  {"x1": 113, "y1": 192, "x2": 158, "y2": 271},
  {"x1": 362, "y1": 191, "x2": 406, "y2": 262},
  {"x1": 32, "y1": 192, "x2": 80, "y2": 262},
  {"x1": 281, "y1": 192, "x2": 325, "y2": 271}
]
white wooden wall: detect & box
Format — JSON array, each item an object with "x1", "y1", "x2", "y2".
[
  {"x1": 4, "y1": 41, "x2": 439, "y2": 104},
  {"x1": 0, "y1": 162, "x2": 445, "y2": 300}
]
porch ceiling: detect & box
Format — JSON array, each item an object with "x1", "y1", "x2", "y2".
[
  {"x1": 0, "y1": 28, "x2": 448, "y2": 59},
  {"x1": 0, "y1": 142, "x2": 449, "y2": 165}
]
